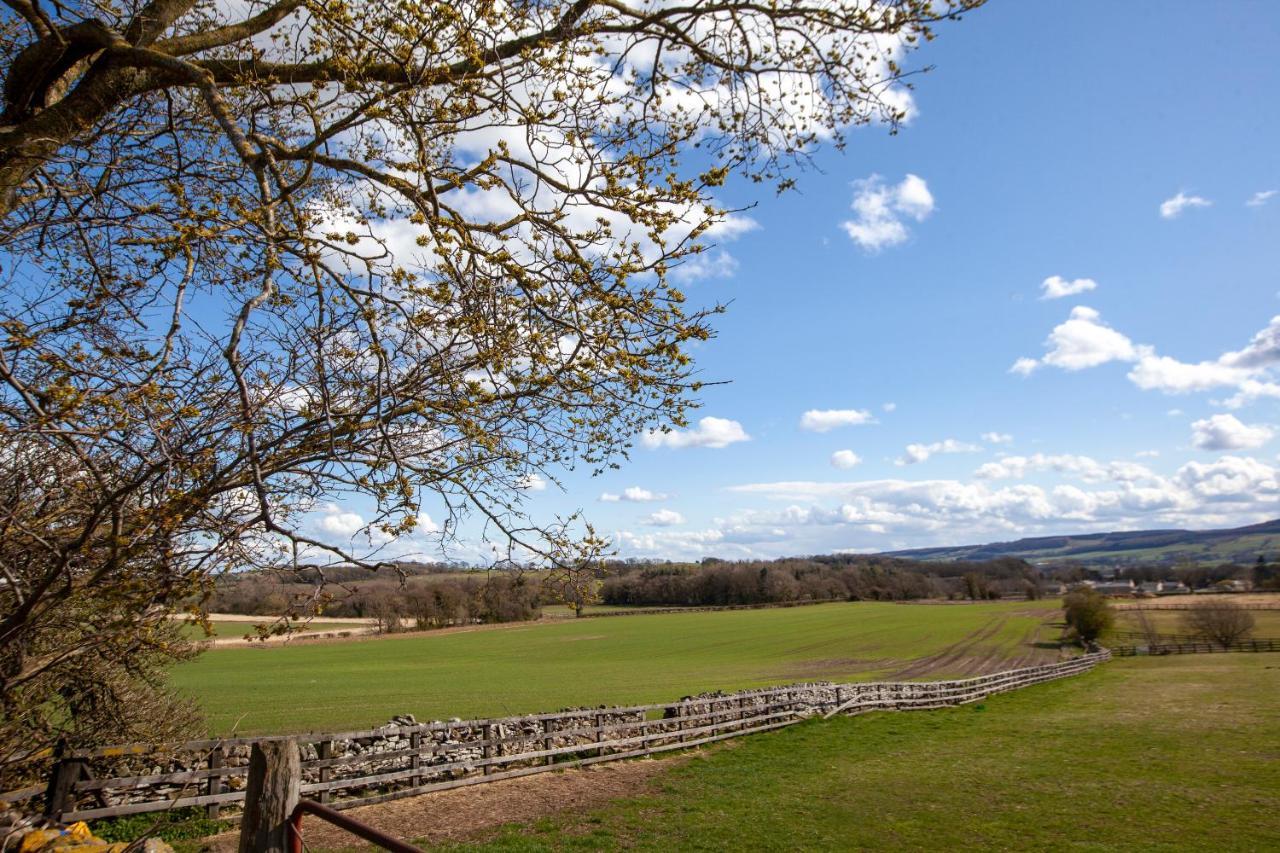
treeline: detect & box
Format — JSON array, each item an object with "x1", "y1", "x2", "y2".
[
  {"x1": 1048, "y1": 556, "x2": 1280, "y2": 591},
  {"x1": 206, "y1": 572, "x2": 541, "y2": 630},
  {"x1": 600, "y1": 555, "x2": 1041, "y2": 607}
]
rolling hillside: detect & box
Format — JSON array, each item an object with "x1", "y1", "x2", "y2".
[{"x1": 882, "y1": 519, "x2": 1280, "y2": 566}]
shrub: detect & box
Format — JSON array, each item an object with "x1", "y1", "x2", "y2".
[{"x1": 1062, "y1": 587, "x2": 1113, "y2": 644}]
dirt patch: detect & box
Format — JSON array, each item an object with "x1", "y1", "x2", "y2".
[{"x1": 199, "y1": 756, "x2": 684, "y2": 851}]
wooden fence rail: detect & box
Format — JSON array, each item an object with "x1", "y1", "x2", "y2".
[
  {"x1": 1113, "y1": 602, "x2": 1280, "y2": 611},
  {"x1": 1112, "y1": 639, "x2": 1280, "y2": 656},
  {"x1": 3, "y1": 652, "x2": 1109, "y2": 824}
]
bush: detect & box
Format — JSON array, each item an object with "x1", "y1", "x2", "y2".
[
  {"x1": 1062, "y1": 587, "x2": 1113, "y2": 644},
  {"x1": 1180, "y1": 601, "x2": 1255, "y2": 648}
]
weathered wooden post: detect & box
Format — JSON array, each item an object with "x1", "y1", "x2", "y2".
[
  {"x1": 542, "y1": 719, "x2": 554, "y2": 766},
  {"x1": 238, "y1": 739, "x2": 300, "y2": 853},
  {"x1": 207, "y1": 745, "x2": 225, "y2": 819},
  {"x1": 43, "y1": 753, "x2": 87, "y2": 822},
  {"x1": 481, "y1": 724, "x2": 493, "y2": 776},
  {"x1": 594, "y1": 713, "x2": 605, "y2": 757},
  {"x1": 316, "y1": 740, "x2": 332, "y2": 805},
  {"x1": 409, "y1": 730, "x2": 422, "y2": 786}
]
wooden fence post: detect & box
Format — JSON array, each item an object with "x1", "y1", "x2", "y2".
[
  {"x1": 481, "y1": 724, "x2": 493, "y2": 776},
  {"x1": 409, "y1": 730, "x2": 422, "y2": 786},
  {"x1": 595, "y1": 713, "x2": 606, "y2": 757},
  {"x1": 207, "y1": 746, "x2": 225, "y2": 819},
  {"x1": 43, "y1": 756, "x2": 87, "y2": 822},
  {"x1": 542, "y1": 719, "x2": 554, "y2": 766},
  {"x1": 238, "y1": 739, "x2": 300, "y2": 853},
  {"x1": 316, "y1": 741, "x2": 332, "y2": 805}
]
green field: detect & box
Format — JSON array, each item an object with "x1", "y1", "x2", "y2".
[
  {"x1": 437, "y1": 655, "x2": 1280, "y2": 851},
  {"x1": 1112, "y1": 607, "x2": 1280, "y2": 637},
  {"x1": 171, "y1": 601, "x2": 1063, "y2": 734}
]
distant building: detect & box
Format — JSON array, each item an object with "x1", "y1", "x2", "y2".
[
  {"x1": 1156, "y1": 580, "x2": 1190, "y2": 595},
  {"x1": 1093, "y1": 579, "x2": 1136, "y2": 596}
]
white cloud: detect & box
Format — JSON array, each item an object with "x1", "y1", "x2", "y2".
[
  {"x1": 600, "y1": 486, "x2": 669, "y2": 502},
  {"x1": 1040, "y1": 275, "x2": 1097, "y2": 300},
  {"x1": 317, "y1": 503, "x2": 365, "y2": 536},
  {"x1": 517, "y1": 473, "x2": 547, "y2": 491},
  {"x1": 1042, "y1": 306, "x2": 1139, "y2": 370},
  {"x1": 642, "y1": 508, "x2": 685, "y2": 526},
  {"x1": 882, "y1": 402, "x2": 897, "y2": 412},
  {"x1": 799, "y1": 408, "x2": 877, "y2": 432},
  {"x1": 1190, "y1": 414, "x2": 1274, "y2": 451},
  {"x1": 671, "y1": 249, "x2": 740, "y2": 283},
  {"x1": 830, "y1": 450, "x2": 862, "y2": 469},
  {"x1": 1177, "y1": 455, "x2": 1279, "y2": 499},
  {"x1": 982, "y1": 432, "x2": 1013, "y2": 444},
  {"x1": 1017, "y1": 310, "x2": 1280, "y2": 407},
  {"x1": 1009, "y1": 357, "x2": 1040, "y2": 377},
  {"x1": 1246, "y1": 190, "x2": 1277, "y2": 207},
  {"x1": 973, "y1": 454, "x2": 1155, "y2": 484},
  {"x1": 896, "y1": 439, "x2": 980, "y2": 466},
  {"x1": 841, "y1": 174, "x2": 935, "y2": 251},
  {"x1": 642, "y1": 416, "x2": 750, "y2": 450},
  {"x1": 1159, "y1": 192, "x2": 1212, "y2": 219},
  {"x1": 1135, "y1": 450, "x2": 1160, "y2": 458}
]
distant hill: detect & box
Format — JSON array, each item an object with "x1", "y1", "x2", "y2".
[{"x1": 881, "y1": 519, "x2": 1280, "y2": 566}]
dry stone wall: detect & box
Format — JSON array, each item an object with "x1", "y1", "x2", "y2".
[{"x1": 5, "y1": 651, "x2": 1109, "y2": 823}]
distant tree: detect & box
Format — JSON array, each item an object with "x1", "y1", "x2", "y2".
[
  {"x1": 1180, "y1": 602, "x2": 1256, "y2": 648},
  {"x1": 1062, "y1": 587, "x2": 1113, "y2": 644},
  {"x1": 1254, "y1": 556, "x2": 1278, "y2": 590}
]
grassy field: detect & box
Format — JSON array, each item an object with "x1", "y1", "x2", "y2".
[
  {"x1": 171, "y1": 600, "x2": 1063, "y2": 735},
  {"x1": 435, "y1": 655, "x2": 1280, "y2": 851},
  {"x1": 1112, "y1": 607, "x2": 1280, "y2": 637}
]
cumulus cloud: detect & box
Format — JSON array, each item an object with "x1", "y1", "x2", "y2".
[
  {"x1": 1043, "y1": 306, "x2": 1139, "y2": 370},
  {"x1": 642, "y1": 508, "x2": 686, "y2": 526},
  {"x1": 896, "y1": 439, "x2": 980, "y2": 466},
  {"x1": 973, "y1": 453, "x2": 1156, "y2": 484},
  {"x1": 982, "y1": 432, "x2": 1013, "y2": 445},
  {"x1": 317, "y1": 503, "x2": 365, "y2": 536},
  {"x1": 1246, "y1": 190, "x2": 1277, "y2": 207},
  {"x1": 600, "y1": 486, "x2": 669, "y2": 502},
  {"x1": 1040, "y1": 275, "x2": 1097, "y2": 300},
  {"x1": 1009, "y1": 357, "x2": 1040, "y2": 377},
  {"x1": 1160, "y1": 191, "x2": 1211, "y2": 219},
  {"x1": 671, "y1": 249, "x2": 740, "y2": 283},
  {"x1": 642, "y1": 416, "x2": 750, "y2": 450},
  {"x1": 882, "y1": 402, "x2": 897, "y2": 412},
  {"x1": 799, "y1": 408, "x2": 876, "y2": 432},
  {"x1": 727, "y1": 452, "x2": 1280, "y2": 546},
  {"x1": 1190, "y1": 414, "x2": 1274, "y2": 451},
  {"x1": 1016, "y1": 310, "x2": 1280, "y2": 406},
  {"x1": 610, "y1": 442, "x2": 1280, "y2": 559},
  {"x1": 841, "y1": 174, "x2": 934, "y2": 251},
  {"x1": 830, "y1": 450, "x2": 862, "y2": 469},
  {"x1": 517, "y1": 473, "x2": 548, "y2": 491}
]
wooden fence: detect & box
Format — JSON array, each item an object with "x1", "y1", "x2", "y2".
[
  {"x1": 1111, "y1": 638, "x2": 1280, "y2": 656},
  {"x1": 2, "y1": 652, "x2": 1109, "y2": 825},
  {"x1": 1113, "y1": 602, "x2": 1280, "y2": 611}
]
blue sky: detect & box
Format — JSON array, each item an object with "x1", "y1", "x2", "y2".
[{"x1": 315, "y1": 2, "x2": 1280, "y2": 562}]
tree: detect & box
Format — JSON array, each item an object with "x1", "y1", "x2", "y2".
[
  {"x1": 1180, "y1": 601, "x2": 1256, "y2": 648},
  {"x1": 1062, "y1": 587, "x2": 1112, "y2": 645},
  {"x1": 0, "y1": 0, "x2": 982, "y2": 773}
]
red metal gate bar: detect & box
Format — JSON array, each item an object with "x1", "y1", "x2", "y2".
[{"x1": 288, "y1": 798, "x2": 423, "y2": 853}]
